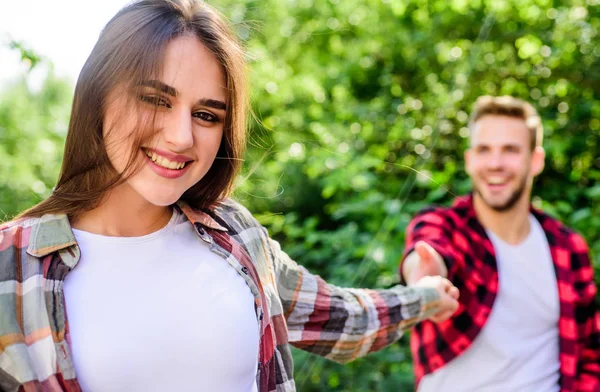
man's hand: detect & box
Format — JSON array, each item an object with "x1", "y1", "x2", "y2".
[
  {"x1": 403, "y1": 241, "x2": 448, "y2": 285},
  {"x1": 414, "y1": 275, "x2": 459, "y2": 323}
]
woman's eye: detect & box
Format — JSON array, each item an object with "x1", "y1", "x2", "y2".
[
  {"x1": 139, "y1": 95, "x2": 170, "y2": 107},
  {"x1": 193, "y1": 111, "x2": 219, "y2": 122}
]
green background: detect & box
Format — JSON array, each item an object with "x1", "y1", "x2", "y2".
[{"x1": 1, "y1": 0, "x2": 599, "y2": 390}]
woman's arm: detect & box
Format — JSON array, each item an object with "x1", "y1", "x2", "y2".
[{"x1": 269, "y1": 235, "x2": 455, "y2": 364}]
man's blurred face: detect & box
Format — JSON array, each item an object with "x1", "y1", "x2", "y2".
[{"x1": 465, "y1": 115, "x2": 544, "y2": 212}]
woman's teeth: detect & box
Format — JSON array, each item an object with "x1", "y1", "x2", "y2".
[{"x1": 144, "y1": 149, "x2": 187, "y2": 170}]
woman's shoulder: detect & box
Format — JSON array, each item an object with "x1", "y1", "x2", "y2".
[
  {"x1": 0, "y1": 216, "x2": 39, "y2": 253},
  {"x1": 0, "y1": 213, "x2": 72, "y2": 256},
  {"x1": 0, "y1": 215, "x2": 37, "y2": 234},
  {"x1": 212, "y1": 198, "x2": 264, "y2": 232}
]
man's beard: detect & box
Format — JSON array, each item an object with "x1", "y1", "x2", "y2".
[{"x1": 473, "y1": 175, "x2": 528, "y2": 212}]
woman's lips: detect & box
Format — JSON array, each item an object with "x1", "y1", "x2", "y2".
[{"x1": 143, "y1": 149, "x2": 193, "y2": 179}]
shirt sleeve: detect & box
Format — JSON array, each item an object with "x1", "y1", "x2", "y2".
[
  {"x1": 400, "y1": 208, "x2": 460, "y2": 284},
  {"x1": 571, "y1": 234, "x2": 600, "y2": 391},
  {"x1": 269, "y1": 235, "x2": 441, "y2": 364}
]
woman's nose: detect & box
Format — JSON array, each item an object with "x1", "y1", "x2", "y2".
[{"x1": 163, "y1": 109, "x2": 194, "y2": 150}]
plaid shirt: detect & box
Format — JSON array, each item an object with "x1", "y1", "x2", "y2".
[
  {"x1": 0, "y1": 199, "x2": 441, "y2": 392},
  {"x1": 401, "y1": 195, "x2": 600, "y2": 392}
]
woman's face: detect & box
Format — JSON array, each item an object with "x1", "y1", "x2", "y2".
[{"x1": 103, "y1": 35, "x2": 227, "y2": 207}]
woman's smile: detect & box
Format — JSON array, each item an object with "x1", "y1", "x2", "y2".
[{"x1": 143, "y1": 147, "x2": 194, "y2": 179}]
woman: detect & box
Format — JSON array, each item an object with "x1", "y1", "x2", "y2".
[{"x1": 0, "y1": 1, "x2": 459, "y2": 391}]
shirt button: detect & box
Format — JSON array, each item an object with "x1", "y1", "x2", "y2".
[
  {"x1": 195, "y1": 224, "x2": 213, "y2": 244},
  {"x1": 259, "y1": 312, "x2": 264, "y2": 320}
]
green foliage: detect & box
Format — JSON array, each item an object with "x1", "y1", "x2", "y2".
[
  {"x1": 8, "y1": 40, "x2": 43, "y2": 70},
  {"x1": 0, "y1": 71, "x2": 71, "y2": 220},
  {"x1": 214, "y1": 0, "x2": 600, "y2": 389},
  {"x1": 1, "y1": 0, "x2": 600, "y2": 390}
]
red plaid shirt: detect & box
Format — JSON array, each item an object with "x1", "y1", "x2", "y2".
[{"x1": 401, "y1": 195, "x2": 600, "y2": 392}]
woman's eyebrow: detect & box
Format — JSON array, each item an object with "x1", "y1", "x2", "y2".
[
  {"x1": 198, "y1": 98, "x2": 226, "y2": 111},
  {"x1": 139, "y1": 80, "x2": 178, "y2": 97},
  {"x1": 139, "y1": 80, "x2": 226, "y2": 110}
]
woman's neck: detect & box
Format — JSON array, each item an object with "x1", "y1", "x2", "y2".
[{"x1": 71, "y1": 184, "x2": 173, "y2": 237}]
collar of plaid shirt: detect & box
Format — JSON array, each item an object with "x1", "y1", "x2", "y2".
[
  {"x1": 0, "y1": 199, "x2": 441, "y2": 392},
  {"x1": 402, "y1": 194, "x2": 600, "y2": 392}
]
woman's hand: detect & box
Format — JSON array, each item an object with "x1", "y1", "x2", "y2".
[{"x1": 414, "y1": 276, "x2": 460, "y2": 323}]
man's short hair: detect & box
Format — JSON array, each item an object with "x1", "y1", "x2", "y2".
[{"x1": 468, "y1": 95, "x2": 543, "y2": 150}]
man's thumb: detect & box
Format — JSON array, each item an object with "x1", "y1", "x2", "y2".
[{"x1": 415, "y1": 241, "x2": 433, "y2": 264}]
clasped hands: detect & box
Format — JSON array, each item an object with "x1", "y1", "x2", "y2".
[{"x1": 406, "y1": 241, "x2": 459, "y2": 323}]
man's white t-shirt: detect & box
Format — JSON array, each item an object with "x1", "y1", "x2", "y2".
[
  {"x1": 64, "y1": 209, "x2": 259, "y2": 392},
  {"x1": 418, "y1": 214, "x2": 560, "y2": 392}
]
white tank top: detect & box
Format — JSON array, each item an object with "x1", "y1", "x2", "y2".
[{"x1": 65, "y1": 209, "x2": 259, "y2": 392}]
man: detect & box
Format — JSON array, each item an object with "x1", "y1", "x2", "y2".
[{"x1": 400, "y1": 96, "x2": 600, "y2": 392}]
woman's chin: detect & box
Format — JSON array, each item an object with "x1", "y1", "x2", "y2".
[
  {"x1": 123, "y1": 174, "x2": 190, "y2": 208},
  {"x1": 141, "y1": 191, "x2": 184, "y2": 207}
]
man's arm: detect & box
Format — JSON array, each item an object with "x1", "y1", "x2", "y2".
[
  {"x1": 576, "y1": 308, "x2": 600, "y2": 391},
  {"x1": 571, "y1": 234, "x2": 600, "y2": 391}
]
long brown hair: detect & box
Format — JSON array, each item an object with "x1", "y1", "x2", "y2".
[{"x1": 19, "y1": 0, "x2": 247, "y2": 220}]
